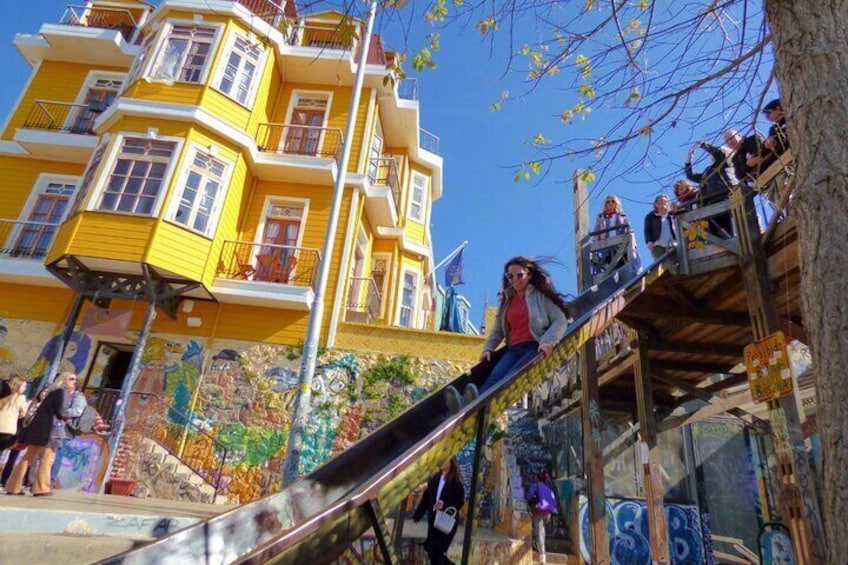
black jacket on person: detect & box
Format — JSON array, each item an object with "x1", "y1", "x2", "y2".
[
  {"x1": 414, "y1": 472, "x2": 466, "y2": 561},
  {"x1": 685, "y1": 142, "x2": 737, "y2": 204},
  {"x1": 18, "y1": 388, "x2": 71, "y2": 448},
  {"x1": 768, "y1": 119, "x2": 789, "y2": 156},
  {"x1": 732, "y1": 135, "x2": 764, "y2": 183},
  {"x1": 644, "y1": 211, "x2": 676, "y2": 247}
]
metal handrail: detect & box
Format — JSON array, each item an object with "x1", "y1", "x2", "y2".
[
  {"x1": 397, "y1": 78, "x2": 418, "y2": 101},
  {"x1": 0, "y1": 219, "x2": 61, "y2": 260},
  {"x1": 420, "y1": 127, "x2": 440, "y2": 155},
  {"x1": 22, "y1": 99, "x2": 100, "y2": 135},
  {"x1": 235, "y1": 0, "x2": 288, "y2": 29},
  {"x1": 60, "y1": 5, "x2": 137, "y2": 41},
  {"x1": 216, "y1": 240, "x2": 322, "y2": 289},
  {"x1": 255, "y1": 123, "x2": 344, "y2": 163},
  {"x1": 346, "y1": 276, "x2": 381, "y2": 322},
  {"x1": 367, "y1": 157, "x2": 401, "y2": 212},
  {"x1": 125, "y1": 391, "x2": 229, "y2": 502},
  {"x1": 287, "y1": 23, "x2": 357, "y2": 51}
]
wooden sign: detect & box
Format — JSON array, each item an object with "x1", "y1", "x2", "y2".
[{"x1": 744, "y1": 331, "x2": 794, "y2": 402}]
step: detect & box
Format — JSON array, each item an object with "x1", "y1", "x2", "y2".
[{"x1": 0, "y1": 532, "x2": 141, "y2": 565}]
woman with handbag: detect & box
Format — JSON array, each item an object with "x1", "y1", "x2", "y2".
[
  {"x1": 413, "y1": 458, "x2": 465, "y2": 565},
  {"x1": 5, "y1": 373, "x2": 75, "y2": 496}
]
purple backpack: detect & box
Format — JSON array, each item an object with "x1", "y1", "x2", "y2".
[{"x1": 528, "y1": 481, "x2": 557, "y2": 514}]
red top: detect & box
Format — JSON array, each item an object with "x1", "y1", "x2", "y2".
[{"x1": 506, "y1": 294, "x2": 534, "y2": 346}]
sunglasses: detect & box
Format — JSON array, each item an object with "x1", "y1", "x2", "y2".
[{"x1": 505, "y1": 271, "x2": 528, "y2": 280}]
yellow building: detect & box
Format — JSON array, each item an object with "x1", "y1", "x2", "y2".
[{"x1": 0, "y1": 0, "x2": 481, "y2": 502}]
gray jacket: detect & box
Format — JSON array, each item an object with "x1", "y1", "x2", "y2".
[{"x1": 483, "y1": 285, "x2": 568, "y2": 352}]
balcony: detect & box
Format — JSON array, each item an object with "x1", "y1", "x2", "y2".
[
  {"x1": 235, "y1": 0, "x2": 290, "y2": 29},
  {"x1": 0, "y1": 220, "x2": 63, "y2": 285},
  {"x1": 15, "y1": 4, "x2": 143, "y2": 67},
  {"x1": 345, "y1": 277, "x2": 381, "y2": 324},
  {"x1": 212, "y1": 240, "x2": 320, "y2": 310},
  {"x1": 364, "y1": 157, "x2": 401, "y2": 227},
  {"x1": 60, "y1": 4, "x2": 138, "y2": 42},
  {"x1": 288, "y1": 24, "x2": 354, "y2": 51},
  {"x1": 14, "y1": 100, "x2": 100, "y2": 162},
  {"x1": 397, "y1": 78, "x2": 418, "y2": 102},
  {"x1": 254, "y1": 123, "x2": 342, "y2": 182}
]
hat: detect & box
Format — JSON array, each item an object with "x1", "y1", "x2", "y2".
[{"x1": 762, "y1": 99, "x2": 781, "y2": 113}]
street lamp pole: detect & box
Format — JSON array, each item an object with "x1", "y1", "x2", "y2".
[{"x1": 282, "y1": 0, "x2": 378, "y2": 487}]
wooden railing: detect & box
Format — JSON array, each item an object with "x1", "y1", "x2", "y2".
[
  {"x1": 0, "y1": 219, "x2": 60, "y2": 260},
  {"x1": 235, "y1": 0, "x2": 288, "y2": 28},
  {"x1": 288, "y1": 24, "x2": 355, "y2": 50},
  {"x1": 216, "y1": 240, "x2": 321, "y2": 289},
  {"x1": 580, "y1": 225, "x2": 640, "y2": 288},
  {"x1": 60, "y1": 4, "x2": 137, "y2": 41},
  {"x1": 256, "y1": 123, "x2": 343, "y2": 162}
]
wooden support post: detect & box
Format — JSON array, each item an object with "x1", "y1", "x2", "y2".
[
  {"x1": 634, "y1": 337, "x2": 670, "y2": 564},
  {"x1": 574, "y1": 170, "x2": 610, "y2": 564},
  {"x1": 39, "y1": 293, "x2": 86, "y2": 391},
  {"x1": 731, "y1": 187, "x2": 826, "y2": 564},
  {"x1": 391, "y1": 497, "x2": 407, "y2": 559},
  {"x1": 580, "y1": 342, "x2": 610, "y2": 565},
  {"x1": 461, "y1": 408, "x2": 489, "y2": 565},
  {"x1": 364, "y1": 498, "x2": 397, "y2": 565}
]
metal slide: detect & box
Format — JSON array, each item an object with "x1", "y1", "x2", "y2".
[{"x1": 100, "y1": 259, "x2": 667, "y2": 565}]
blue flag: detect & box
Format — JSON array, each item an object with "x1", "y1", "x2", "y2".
[{"x1": 444, "y1": 248, "x2": 465, "y2": 286}]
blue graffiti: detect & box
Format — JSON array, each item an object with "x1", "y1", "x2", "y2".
[{"x1": 579, "y1": 497, "x2": 704, "y2": 565}]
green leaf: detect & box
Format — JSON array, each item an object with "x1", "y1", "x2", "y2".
[
  {"x1": 490, "y1": 102, "x2": 502, "y2": 111},
  {"x1": 580, "y1": 170, "x2": 596, "y2": 183},
  {"x1": 476, "y1": 17, "x2": 498, "y2": 36},
  {"x1": 529, "y1": 161, "x2": 542, "y2": 174},
  {"x1": 578, "y1": 84, "x2": 596, "y2": 98}
]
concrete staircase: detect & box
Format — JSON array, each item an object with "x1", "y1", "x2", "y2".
[
  {"x1": 0, "y1": 490, "x2": 221, "y2": 564},
  {"x1": 128, "y1": 436, "x2": 220, "y2": 504}
]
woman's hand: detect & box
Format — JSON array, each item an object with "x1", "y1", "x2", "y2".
[
  {"x1": 435, "y1": 500, "x2": 444, "y2": 511},
  {"x1": 480, "y1": 350, "x2": 492, "y2": 362},
  {"x1": 539, "y1": 343, "x2": 553, "y2": 357}
]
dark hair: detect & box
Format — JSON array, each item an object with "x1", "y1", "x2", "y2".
[
  {"x1": 537, "y1": 469, "x2": 551, "y2": 484},
  {"x1": 501, "y1": 256, "x2": 573, "y2": 317},
  {"x1": 443, "y1": 457, "x2": 462, "y2": 483}
]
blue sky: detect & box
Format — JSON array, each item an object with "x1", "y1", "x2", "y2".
[{"x1": 0, "y1": 1, "x2": 776, "y2": 325}]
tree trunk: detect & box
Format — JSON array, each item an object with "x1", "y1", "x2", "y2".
[{"x1": 765, "y1": 1, "x2": 848, "y2": 563}]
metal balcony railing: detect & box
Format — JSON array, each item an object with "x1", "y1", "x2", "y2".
[
  {"x1": 288, "y1": 24, "x2": 355, "y2": 50},
  {"x1": 420, "y1": 128, "x2": 440, "y2": 155},
  {"x1": 235, "y1": 0, "x2": 289, "y2": 28},
  {"x1": 256, "y1": 123, "x2": 343, "y2": 162},
  {"x1": 216, "y1": 240, "x2": 321, "y2": 289},
  {"x1": 22, "y1": 99, "x2": 105, "y2": 135},
  {"x1": 397, "y1": 78, "x2": 418, "y2": 101},
  {"x1": 124, "y1": 392, "x2": 229, "y2": 503},
  {"x1": 0, "y1": 219, "x2": 60, "y2": 260},
  {"x1": 59, "y1": 4, "x2": 137, "y2": 41},
  {"x1": 345, "y1": 277, "x2": 381, "y2": 323},
  {"x1": 368, "y1": 157, "x2": 401, "y2": 211}
]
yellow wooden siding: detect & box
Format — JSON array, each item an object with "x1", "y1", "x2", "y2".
[
  {"x1": 0, "y1": 156, "x2": 84, "y2": 220},
  {"x1": 145, "y1": 222, "x2": 212, "y2": 281},
  {"x1": 335, "y1": 322, "x2": 483, "y2": 363},
  {"x1": 123, "y1": 81, "x2": 205, "y2": 107},
  {"x1": 60, "y1": 212, "x2": 155, "y2": 262},
  {"x1": 0, "y1": 284, "x2": 76, "y2": 324},
  {"x1": 202, "y1": 157, "x2": 251, "y2": 287},
  {"x1": 2, "y1": 61, "x2": 125, "y2": 140},
  {"x1": 245, "y1": 54, "x2": 281, "y2": 138}
]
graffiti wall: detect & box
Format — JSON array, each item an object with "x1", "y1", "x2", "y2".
[
  {"x1": 0, "y1": 317, "x2": 86, "y2": 382},
  {"x1": 53, "y1": 433, "x2": 110, "y2": 493},
  {"x1": 112, "y1": 334, "x2": 472, "y2": 504},
  {"x1": 578, "y1": 496, "x2": 705, "y2": 565}
]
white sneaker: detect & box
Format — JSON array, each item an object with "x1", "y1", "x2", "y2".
[{"x1": 445, "y1": 386, "x2": 463, "y2": 414}]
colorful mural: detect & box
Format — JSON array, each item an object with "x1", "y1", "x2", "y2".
[
  {"x1": 53, "y1": 433, "x2": 110, "y2": 493},
  {"x1": 578, "y1": 496, "x2": 705, "y2": 565},
  {"x1": 0, "y1": 318, "x2": 63, "y2": 380},
  {"x1": 113, "y1": 334, "x2": 471, "y2": 504}
]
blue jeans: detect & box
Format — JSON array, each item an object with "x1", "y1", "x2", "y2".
[{"x1": 479, "y1": 341, "x2": 539, "y2": 394}]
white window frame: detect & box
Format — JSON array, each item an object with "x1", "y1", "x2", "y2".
[
  {"x1": 124, "y1": 27, "x2": 159, "y2": 91},
  {"x1": 397, "y1": 268, "x2": 420, "y2": 328},
  {"x1": 148, "y1": 21, "x2": 222, "y2": 85},
  {"x1": 87, "y1": 133, "x2": 184, "y2": 218},
  {"x1": 254, "y1": 196, "x2": 310, "y2": 251},
  {"x1": 66, "y1": 71, "x2": 125, "y2": 131},
  {"x1": 284, "y1": 90, "x2": 334, "y2": 153},
  {"x1": 213, "y1": 30, "x2": 266, "y2": 108},
  {"x1": 371, "y1": 252, "x2": 392, "y2": 318},
  {"x1": 408, "y1": 172, "x2": 429, "y2": 223},
  {"x1": 6, "y1": 174, "x2": 80, "y2": 252},
  {"x1": 165, "y1": 144, "x2": 232, "y2": 238},
  {"x1": 70, "y1": 139, "x2": 111, "y2": 217}
]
